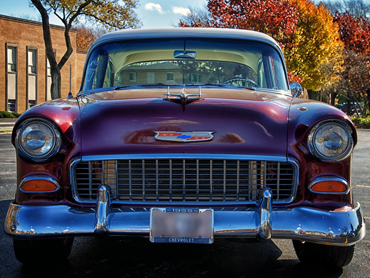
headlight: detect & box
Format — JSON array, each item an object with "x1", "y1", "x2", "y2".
[
  {"x1": 307, "y1": 120, "x2": 353, "y2": 162},
  {"x1": 15, "y1": 119, "x2": 61, "y2": 162}
]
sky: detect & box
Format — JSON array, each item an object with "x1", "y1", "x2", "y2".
[{"x1": 0, "y1": 0, "x2": 208, "y2": 28}]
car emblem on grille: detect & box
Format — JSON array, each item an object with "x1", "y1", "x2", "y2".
[{"x1": 153, "y1": 131, "x2": 215, "y2": 142}]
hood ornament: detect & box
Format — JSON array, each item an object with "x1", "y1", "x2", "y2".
[
  {"x1": 153, "y1": 131, "x2": 215, "y2": 143},
  {"x1": 164, "y1": 87, "x2": 204, "y2": 101},
  {"x1": 163, "y1": 87, "x2": 205, "y2": 112}
]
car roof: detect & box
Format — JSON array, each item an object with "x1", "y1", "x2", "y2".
[{"x1": 89, "y1": 28, "x2": 281, "y2": 54}]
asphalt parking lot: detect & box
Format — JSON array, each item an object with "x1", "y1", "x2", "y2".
[{"x1": 0, "y1": 131, "x2": 369, "y2": 278}]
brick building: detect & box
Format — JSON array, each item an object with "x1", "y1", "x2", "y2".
[{"x1": 0, "y1": 14, "x2": 86, "y2": 113}]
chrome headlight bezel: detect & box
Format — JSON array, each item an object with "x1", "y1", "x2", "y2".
[
  {"x1": 15, "y1": 118, "x2": 62, "y2": 162},
  {"x1": 307, "y1": 120, "x2": 354, "y2": 162}
]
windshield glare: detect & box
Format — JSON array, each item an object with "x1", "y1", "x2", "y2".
[{"x1": 83, "y1": 38, "x2": 288, "y2": 91}]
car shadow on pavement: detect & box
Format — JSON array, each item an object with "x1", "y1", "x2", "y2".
[{"x1": 18, "y1": 237, "x2": 345, "y2": 278}]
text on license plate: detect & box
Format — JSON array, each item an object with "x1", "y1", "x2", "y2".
[{"x1": 150, "y1": 208, "x2": 214, "y2": 244}]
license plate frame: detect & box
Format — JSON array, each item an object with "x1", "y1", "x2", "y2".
[{"x1": 150, "y1": 208, "x2": 214, "y2": 244}]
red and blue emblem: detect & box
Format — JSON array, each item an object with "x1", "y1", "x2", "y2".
[{"x1": 153, "y1": 131, "x2": 214, "y2": 143}]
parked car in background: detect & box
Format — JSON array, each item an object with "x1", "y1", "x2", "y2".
[
  {"x1": 339, "y1": 102, "x2": 364, "y2": 115},
  {"x1": 5, "y1": 28, "x2": 365, "y2": 268}
]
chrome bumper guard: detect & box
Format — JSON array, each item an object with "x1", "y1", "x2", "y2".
[{"x1": 5, "y1": 186, "x2": 365, "y2": 246}]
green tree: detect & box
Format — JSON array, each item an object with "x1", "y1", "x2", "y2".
[{"x1": 31, "y1": 0, "x2": 140, "y2": 99}]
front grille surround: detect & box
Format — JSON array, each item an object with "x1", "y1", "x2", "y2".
[{"x1": 70, "y1": 154, "x2": 298, "y2": 205}]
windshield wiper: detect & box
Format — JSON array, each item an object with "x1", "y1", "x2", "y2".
[
  {"x1": 114, "y1": 83, "x2": 185, "y2": 90},
  {"x1": 114, "y1": 83, "x2": 256, "y2": 90},
  {"x1": 193, "y1": 83, "x2": 256, "y2": 90},
  {"x1": 138, "y1": 83, "x2": 184, "y2": 87},
  {"x1": 114, "y1": 85, "x2": 133, "y2": 90}
]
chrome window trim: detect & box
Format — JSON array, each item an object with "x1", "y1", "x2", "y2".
[
  {"x1": 70, "y1": 154, "x2": 299, "y2": 205},
  {"x1": 80, "y1": 28, "x2": 290, "y2": 95},
  {"x1": 20, "y1": 175, "x2": 60, "y2": 193},
  {"x1": 308, "y1": 176, "x2": 350, "y2": 195}
]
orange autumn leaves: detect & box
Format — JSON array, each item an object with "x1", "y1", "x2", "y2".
[{"x1": 180, "y1": 0, "x2": 344, "y2": 91}]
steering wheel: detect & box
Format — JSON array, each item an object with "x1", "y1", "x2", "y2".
[{"x1": 223, "y1": 77, "x2": 259, "y2": 88}]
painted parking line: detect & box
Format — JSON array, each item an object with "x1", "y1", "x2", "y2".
[
  {"x1": 356, "y1": 185, "x2": 370, "y2": 188},
  {"x1": 364, "y1": 216, "x2": 370, "y2": 220}
]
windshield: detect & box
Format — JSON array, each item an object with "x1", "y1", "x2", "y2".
[{"x1": 82, "y1": 38, "x2": 288, "y2": 91}]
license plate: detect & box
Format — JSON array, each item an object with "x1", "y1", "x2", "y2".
[{"x1": 150, "y1": 208, "x2": 214, "y2": 244}]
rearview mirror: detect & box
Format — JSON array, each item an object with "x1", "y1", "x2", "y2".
[{"x1": 174, "y1": 50, "x2": 197, "y2": 59}]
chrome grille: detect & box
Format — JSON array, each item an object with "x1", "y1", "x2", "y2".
[{"x1": 73, "y1": 159, "x2": 296, "y2": 203}]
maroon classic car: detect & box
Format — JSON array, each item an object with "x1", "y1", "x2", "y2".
[{"x1": 5, "y1": 28, "x2": 365, "y2": 267}]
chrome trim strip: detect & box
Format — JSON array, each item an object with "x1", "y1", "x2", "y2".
[
  {"x1": 210, "y1": 160, "x2": 213, "y2": 201},
  {"x1": 70, "y1": 155, "x2": 299, "y2": 205},
  {"x1": 182, "y1": 159, "x2": 186, "y2": 201},
  {"x1": 277, "y1": 163, "x2": 280, "y2": 199},
  {"x1": 5, "y1": 202, "x2": 365, "y2": 247},
  {"x1": 88, "y1": 162, "x2": 92, "y2": 199},
  {"x1": 19, "y1": 175, "x2": 60, "y2": 193},
  {"x1": 81, "y1": 154, "x2": 289, "y2": 162},
  {"x1": 94, "y1": 185, "x2": 111, "y2": 233},
  {"x1": 258, "y1": 188, "x2": 272, "y2": 240},
  {"x1": 129, "y1": 160, "x2": 132, "y2": 201},
  {"x1": 308, "y1": 176, "x2": 350, "y2": 195}
]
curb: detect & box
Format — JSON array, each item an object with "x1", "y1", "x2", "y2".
[{"x1": 0, "y1": 118, "x2": 18, "y2": 123}]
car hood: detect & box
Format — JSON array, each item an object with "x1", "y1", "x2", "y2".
[{"x1": 78, "y1": 88, "x2": 292, "y2": 158}]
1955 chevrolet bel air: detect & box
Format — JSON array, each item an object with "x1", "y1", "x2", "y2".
[{"x1": 5, "y1": 28, "x2": 365, "y2": 267}]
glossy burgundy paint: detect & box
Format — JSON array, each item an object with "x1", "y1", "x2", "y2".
[
  {"x1": 12, "y1": 87, "x2": 356, "y2": 210},
  {"x1": 286, "y1": 98, "x2": 356, "y2": 207},
  {"x1": 78, "y1": 88, "x2": 290, "y2": 157},
  {"x1": 12, "y1": 99, "x2": 82, "y2": 205}
]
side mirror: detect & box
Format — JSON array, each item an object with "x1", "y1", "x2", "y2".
[{"x1": 290, "y1": 82, "x2": 303, "y2": 98}]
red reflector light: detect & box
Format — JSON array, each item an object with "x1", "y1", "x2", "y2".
[
  {"x1": 311, "y1": 180, "x2": 347, "y2": 193},
  {"x1": 21, "y1": 179, "x2": 58, "y2": 192}
]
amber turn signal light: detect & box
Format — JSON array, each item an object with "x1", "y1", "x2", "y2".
[
  {"x1": 310, "y1": 180, "x2": 347, "y2": 193},
  {"x1": 21, "y1": 179, "x2": 58, "y2": 192}
]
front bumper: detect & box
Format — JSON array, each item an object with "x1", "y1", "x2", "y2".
[{"x1": 5, "y1": 186, "x2": 365, "y2": 246}]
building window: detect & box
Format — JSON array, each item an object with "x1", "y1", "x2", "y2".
[
  {"x1": 28, "y1": 49, "x2": 37, "y2": 74},
  {"x1": 46, "y1": 51, "x2": 56, "y2": 101},
  {"x1": 28, "y1": 100, "x2": 36, "y2": 109},
  {"x1": 7, "y1": 47, "x2": 16, "y2": 72},
  {"x1": 187, "y1": 74, "x2": 202, "y2": 83},
  {"x1": 166, "y1": 72, "x2": 174, "y2": 82},
  {"x1": 6, "y1": 44, "x2": 17, "y2": 112},
  {"x1": 27, "y1": 47, "x2": 37, "y2": 109},
  {"x1": 147, "y1": 72, "x2": 155, "y2": 83},
  {"x1": 8, "y1": 100, "x2": 16, "y2": 112},
  {"x1": 129, "y1": 72, "x2": 136, "y2": 82}
]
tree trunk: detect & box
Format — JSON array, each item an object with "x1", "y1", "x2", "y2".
[
  {"x1": 31, "y1": 0, "x2": 62, "y2": 99},
  {"x1": 51, "y1": 70, "x2": 61, "y2": 100},
  {"x1": 330, "y1": 91, "x2": 337, "y2": 106}
]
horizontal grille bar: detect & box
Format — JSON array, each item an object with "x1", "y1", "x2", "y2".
[{"x1": 73, "y1": 159, "x2": 296, "y2": 203}]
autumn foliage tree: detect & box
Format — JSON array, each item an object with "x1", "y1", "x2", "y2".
[
  {"x1": 180, "y1": 0, "x2": 343, "y2": 92},
  {"x1": 76, "y1": 25, "x2": 107, "y2": 51},
  {"x1": 31, "y1": 0, "x2": 140, "y2": 99},
  {"x1": 333, "y1": 12, "x2": 370, "y2": 115},
  {"x1": 286, "y1": 0, "x2": 343, "y2": 91}
]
